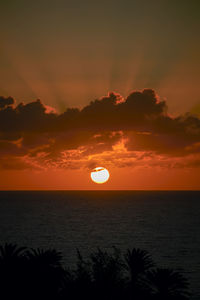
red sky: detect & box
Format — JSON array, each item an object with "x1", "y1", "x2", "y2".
[
  {"x1": 0, "y1": 89, "x2": 200, "y2": 190},
  {"x1": 0, "y1": 1, "x2": 200, "y2": 189}
]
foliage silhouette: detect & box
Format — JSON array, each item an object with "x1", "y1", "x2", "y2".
[
  {"x1": 0, "y1": 243, "x2": 27, "y2": 299},
  {"x1": 25, "y1": 248, "x2": 65, "y2": 299},
  {"x1": 89, "y1": 247, "x2": 125, "y2": 300},
  {"x1": 0, "y1": 243, "x2": 26, "y2": 260},
  {"x1": 147, "y1": 268, "x2": 189, "y2": 300},
  {"x1": 0, "y1": 243, "x2": 191, "y2": 300},
  {"x1": 124, "y1": 248, "x2": 154, "y2": 299}
]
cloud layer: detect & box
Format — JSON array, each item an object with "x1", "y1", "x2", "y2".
[{"x1": 0, "y1": 89, "x2": 200, "y2": 170}]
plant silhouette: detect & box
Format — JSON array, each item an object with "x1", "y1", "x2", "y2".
[
  {"x1": 0, "y1": 243, "x2": 191, "y2": 300},
  {"x1": 147, "y1": 268, "x2": 189, "y2": 300},
  {"x1": 25, "y1": 248, "x2": 65, "y2": 299},
  {"x1": 0, "y1": 243, "x2": 27, "y2": 299},
  {"x1": 89, "y1": 247, "x2": 125, "y2": 300},
  {"x1": 124, "y1": 248, "x2": 154, "y2": 299}
]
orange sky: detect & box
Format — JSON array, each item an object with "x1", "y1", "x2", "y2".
[
  {"x1": 0, "y1": 167, "x2": 200, "y2": 190},
  {"x1": 1, "y1": 1, "x2": 200, "y2": 189},
  {"x1": 0, "y1": 89, "x2": 200, "y2": 190}
]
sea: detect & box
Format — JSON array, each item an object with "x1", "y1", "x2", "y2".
[{"x1": 0, "y1": 191, "x2": 199, "y2": 298}]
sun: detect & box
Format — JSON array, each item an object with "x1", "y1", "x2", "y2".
[{"x1": 90, "y1": 167, "x2": 110, "y2": 184}]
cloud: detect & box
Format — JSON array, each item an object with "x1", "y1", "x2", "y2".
[
  {"x1": 0, "y1": 96, "x2": 15, "y2": 109},
  {"x1": 0, "y1": 89, "x2": 200, "y2": 170}
]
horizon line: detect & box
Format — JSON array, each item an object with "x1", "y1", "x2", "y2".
[{"x1": 0, "y1": 189, "x2": 200, "y2": 192}]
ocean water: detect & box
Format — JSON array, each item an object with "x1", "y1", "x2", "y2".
[{"x1": 0, "y1": 191, "x2": 199, "y2": 298}]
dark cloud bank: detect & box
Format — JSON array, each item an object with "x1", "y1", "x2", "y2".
[{"x1": 0, "y1": 89, "x2": 200, "y2": 170}]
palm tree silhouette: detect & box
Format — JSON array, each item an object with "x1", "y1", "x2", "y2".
[
  {"x1": 26, "y1": 248, "x2": 65, "y2": 299},
  {"x1": 0, "y1": 243, "x2": 27, "y2": 299},
  {"x1": 65, "y1": 249, "x2": 93, "y2": 299},
  {"x1": 27, "y1": 248, "x2": 63, "y2": 267},
  {"x1": 90, "y1": 247, "x2": 125, "y2": 300},
  {"x1": 147, "y1": 268, "x2": 189, "y2": 300},
  {"x1": 125, "y1": 248, "x2": 154, "y2": 280},
  {"x1": 0, "y1": 243, "x2": 26, "y2": 261},
  {"x1": 0, "y1": 244, "x2": 191, "y2": 300},
  {"x1": 124, "y1": 248, "x2": 154, "y2": 299},
  {"x1": 75, "y1": 249, "x2": 91, "y2": 284}
]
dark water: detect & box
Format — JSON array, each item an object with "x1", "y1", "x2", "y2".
[{"x1": 0, "y1": 191, "x2": 199, "y2": 298}]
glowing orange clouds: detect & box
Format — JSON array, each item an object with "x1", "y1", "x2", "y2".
[{"x1": 0, "y1": 89, "x2": 200, "y2": 189}]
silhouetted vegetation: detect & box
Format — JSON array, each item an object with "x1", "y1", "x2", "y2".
[{"x1": 0, "y1": 243, "x2": 190, "y2": 300}]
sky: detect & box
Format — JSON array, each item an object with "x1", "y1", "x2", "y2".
[{"x1": 0, "y1": 0, "x2": 200, "y2": 189}]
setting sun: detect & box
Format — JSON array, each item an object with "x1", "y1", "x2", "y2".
[{"x1": 90, "y1": 167, "x2": 110, "y2": 184}]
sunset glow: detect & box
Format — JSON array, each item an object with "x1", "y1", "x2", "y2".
[{"x1": 0, "y1": 1, "x2": 200, "y2": 190}]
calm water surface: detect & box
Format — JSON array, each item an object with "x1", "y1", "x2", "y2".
[{"x1": 0, "y1": 191, "x2": 199, "y2": 298}]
